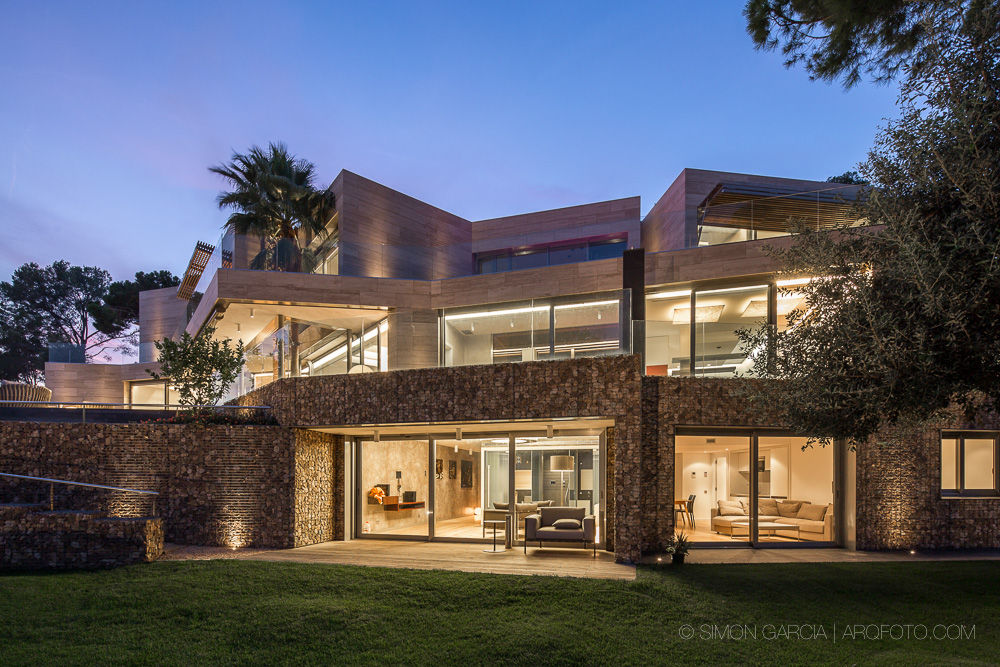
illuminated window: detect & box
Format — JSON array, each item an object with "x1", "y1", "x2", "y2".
[{"x1": 941, "y1": 433, "x2": 999, "y2": 496}]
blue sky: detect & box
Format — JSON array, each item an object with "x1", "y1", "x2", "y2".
[{"x1": 0, "y1": 1, "x2": 897, "y2": 280}]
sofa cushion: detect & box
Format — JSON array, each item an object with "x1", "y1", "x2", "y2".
[
  {"x1": 535, "y1": 526, "x2": 585, "y2": 541},
  {"x1": 777, "y1": 501, "x2": 803, "y2": 518},
  {"x1": 552, "y1": 518, "x2": 582, "y2": 530},
  {"x1": 775, "y1": 517, "x2": 826, "y2": 533},
  {"x1": 493, "y1": 502, "x2": 509, "y2": 510},
  {"x1": 713, "y1": 515, "x2": 751, "y2": 527},
  {"x1": 535, "y1": 500, "x2": 554, "y2": 508},
  {"x1": 717, "y1": 500, "x2": 744, "y2": 516},
  {"x1": 540, "y1": 506, "x2": 585, "y2": 526},
  {"x1": 797, "y1": 503, "x2": 828, "y2": 521},
  {"x1": 515, "y1": 502, "x2": 538, "y2": 514},
  {"x1": 758, "y1": 498, "x2": 779, "y2": 516}
]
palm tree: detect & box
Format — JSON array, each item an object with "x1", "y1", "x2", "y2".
[{"x1": 209, "y1": 142, "x2": 336, "y2": 271}]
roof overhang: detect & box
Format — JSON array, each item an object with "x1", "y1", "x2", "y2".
[{"x1": 697, "y1": 182, "x2": 863, "y2": 232}]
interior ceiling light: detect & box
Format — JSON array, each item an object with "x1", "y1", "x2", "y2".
[
  {"x1": 648, "y1": 289, "x2": 692, "y2": 300},
  {"x1": 699, "y1": 284, "x2": 769, "y2": 295},
  {"x1": 249, "y1": 308, "x2": 255, "y2": 319},
  {"x1": 741, "y1": 300, "x2": 768, "y2": 318},
  {"x1": 672, "y1": 305, "x2": 724, "y2": 324},
  {"x1": 776, "y1": 277, "x2": 812, "y2": 287}
]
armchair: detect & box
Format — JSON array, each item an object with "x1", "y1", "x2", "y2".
[{"x1": 523, "y1": 506, "x2": 597, "y2": 556}]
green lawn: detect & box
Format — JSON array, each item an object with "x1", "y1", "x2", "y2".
[{"x1": 1, "y1": 559, "x2": 997, "y2": 665}]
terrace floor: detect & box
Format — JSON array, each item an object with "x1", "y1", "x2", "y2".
[{"x1": 164, "y1": 540, "x2": 635, "y2": 580}]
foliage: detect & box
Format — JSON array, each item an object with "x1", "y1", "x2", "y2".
[
  {"x1": 826, "y1": 170, "x2": 868, "y2": 185},
  {"x1": 90, "y1": 270, "x2": 180, "y2": 336},
  {"x1": 665, "y1": 532, "x2": 690, "y2": 556},
  {"x1": 2, "y1": 560, "x2": 1000, "y2": 663},
  {"x1": 0, "y1": 261, "x2": 178, "y2": 381},
  {"x1": 744, "y1": 0, "x2": 971, "y2": 87},
  {"x1": 149, "y1": 327, "x2": 245, "y2": 408},
  {"x1": 209, "y1": 142, "x2": 336, "y2": 272},
  {"x1": 142, "y1": 408, "x2": 277, "y2": 425},
  {"x1": 738, "y1": 3, "x2": 1000, "y2": 445}
]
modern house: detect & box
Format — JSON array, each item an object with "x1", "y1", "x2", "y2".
[{"x1": 30, "y1": 167, "x2": 1000, "y2": 563}]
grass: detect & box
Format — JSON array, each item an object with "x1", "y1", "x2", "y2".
[{"x1": 1, "y1": 559, "x2": 998, "y2": 665}]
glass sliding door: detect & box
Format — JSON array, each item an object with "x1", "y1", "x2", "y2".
[
  {"x1": 755, "y1": 436, "x2": 835, "y2": 544},
  {"x1": 433, "y1": 438, "x2": 488, "y2": 540},
  {"x1": 677, "y1": 432, "x2": 837, "y2": 546},
  {"x1": 675, "y1": 434, "x2": 752, "y2": 544},
  {"x1": 510, "y1": 436, "x2": 601, "y2": 545},
  {"x1": 358, "y1": 439, "x2": 429, "y2": 538}
]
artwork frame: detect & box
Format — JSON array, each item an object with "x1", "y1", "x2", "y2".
[
  {"x1": 448, "y1": 460, "x2": 457, "y2": 479},
  {"x1": 435, "y1": 458, "x2": 443, "y2": 479},
  {"x1": 461, "y1": 460, "x2": 473, "y2": 488}
]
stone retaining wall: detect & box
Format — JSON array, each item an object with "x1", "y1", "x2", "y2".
[
  {"x1": 0, "y1": 505, "x2": 163, "y2": 570},
  {"x1": 0, "y1": 422, "x2": 341, "y2": 549}
]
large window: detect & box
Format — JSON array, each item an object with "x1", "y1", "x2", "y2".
[
  {"x1": 941, "y1": 433, "x2": 999, "y2": 496},
  {"x1": 475, "y1": 237, "x2": 627, "y2": 274},
  {"x1": 441, "y1": 291, "x2": 629, "y2": 367},
  {"x1": 646, "y1": 282, "x2": 770, "y2": 377}
]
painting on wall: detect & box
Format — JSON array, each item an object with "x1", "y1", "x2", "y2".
[
  {"x1": 435, "y1": 459, "x2": 444, "y2": 480},
  {"x1": 448, "y1": 460, "x2": 457, "y2": 479},
  {"x1": 461, "y1": 460, "x2": 473, "y2": 488}
]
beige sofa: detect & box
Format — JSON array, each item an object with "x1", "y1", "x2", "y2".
[{"x1": 710, "y1": 498, "x2": 834, "y2": 541}]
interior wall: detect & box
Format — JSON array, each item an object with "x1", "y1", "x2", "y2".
[
  {"x1": 678, "y1": 453, "x2": 713, "y2": 520},
  {"x1": 433, "y1": 444, "x2": 480, "y2": 521},
  {"x1": 789, "y1": 442, "x2": 834, "y2": 505},
  {"x1": 360, "y1": 440, "x2": 428, "y2": 534}
]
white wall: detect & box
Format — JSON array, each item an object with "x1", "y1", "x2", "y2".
[
  {"x1": 789, "y1": 443, "x2": 833, "y2": 504},
  {"x1": 679, "y1": 453, "x2": 714, "y2": 520}
]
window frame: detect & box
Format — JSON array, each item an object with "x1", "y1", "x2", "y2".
[{"x1": 940, "y1": 431, "x2": 1000, "y2": 498}]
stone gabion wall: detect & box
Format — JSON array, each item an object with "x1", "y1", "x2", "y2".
[
  {"x1": 641, "y1": 377, "x2": 788, "y2": 555},
  {"x1": 857, "y1": 407, "x2": 1000, "y2": 550},
  {"x1": 0, "y1": 505, "x2": 163, "y2": 570},
  {"x1": 292, "y1": 428, "x2": 344, "y2": 546},
  {"x1": 0, "y1": 421, "x2": 340, "y2": 549},
  {"x1": 238, "y1": 356, "x2": 646, "y2": 562}
]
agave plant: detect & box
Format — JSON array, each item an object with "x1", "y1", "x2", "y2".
[{"x1": 210, "y1": 142, "x2": 335, "y2": 272}]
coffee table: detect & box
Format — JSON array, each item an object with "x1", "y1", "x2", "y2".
[{"x1": 730, "y1": 520, "x2": 800, "y2": 540}]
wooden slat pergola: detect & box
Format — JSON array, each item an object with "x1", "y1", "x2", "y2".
[
  {"x1": 176, "y1": 241, "x2": 215, "y2": 300},
  {"x1": 697, "y1": 182, "x2": 863, "y2": 232}
]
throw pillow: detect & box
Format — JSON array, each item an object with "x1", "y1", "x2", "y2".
[
  {"x1": 717, "y1": 500, "x2": 744, "y2": 516},
  {"x1": 758, "y1": 498, "x2": 780, "y2": 516},
  {"x1": 777, "y1": 501, "x2": 803, "y2": 518},
  {"x1": 515, "y1": 502, "x2": 538, "y2": 513},
  {"x1": 493, "y1": 502, "x2": 509, "y2": 510},
  {"x1": 797, "y1": 503, "x2": 828, "y2": 521},
  {"x1": 552, "y1": 518, "x2": 582, "y2": 530}
]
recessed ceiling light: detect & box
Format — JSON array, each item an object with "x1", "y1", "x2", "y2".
[{"x1": 672, "y1": 305, "x2": 723, "y2": 324}]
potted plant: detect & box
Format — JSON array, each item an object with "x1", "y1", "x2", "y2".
[{"x1": 667, "y1": 532, "x2": 690, "y2": 565}]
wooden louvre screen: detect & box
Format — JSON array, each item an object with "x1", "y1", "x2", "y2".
[{"x1": 176, "y1": 240, "x2": 215, "y2": 300}]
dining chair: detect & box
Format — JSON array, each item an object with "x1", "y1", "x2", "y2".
[{"x1": 686, "y1": 494, "x2": 697, "y2": 529}]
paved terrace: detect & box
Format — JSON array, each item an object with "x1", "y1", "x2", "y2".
[
  {"x1": 164, "y1": 541, "x2": 1000, "y2": 578},
  {"x1": 164, "y1": 541, "x2": 636, "y2": 580}
]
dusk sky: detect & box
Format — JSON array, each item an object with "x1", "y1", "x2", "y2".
[{"x1": 0, "y1": 1, "x2": 898, "y2": 281}]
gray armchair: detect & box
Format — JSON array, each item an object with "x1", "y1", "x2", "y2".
[{"x1": 523, "y1": 506, "x2": 597, "y2": 556}]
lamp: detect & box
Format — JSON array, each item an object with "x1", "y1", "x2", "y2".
[{"x1": 550, "y1": 455, "x2": 575, "y2": 506}]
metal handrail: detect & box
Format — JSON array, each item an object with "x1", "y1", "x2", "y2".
[
  {"x1": 0, "y1": 401, "x2": 269, "y2": 410},
  {"x1": 0, "y1": 471, "x2": 159, "y2": 514}
]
